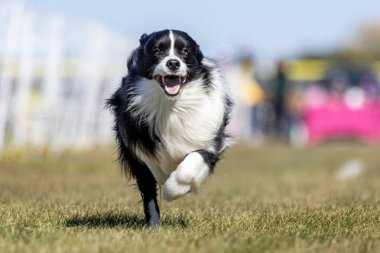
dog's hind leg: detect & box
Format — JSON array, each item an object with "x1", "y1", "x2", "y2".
[{"x1": 163, "y1": 150, "x2": 220, "y2": 201}]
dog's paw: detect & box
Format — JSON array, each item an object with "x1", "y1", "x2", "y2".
[
  {"x1": 147, "y1": 200, "x2": 160, "y2": 227},
  {"x1": 163, "y1": 152, "x2": 209, "y2": 201},
  {"x1": 163, "y1": 172, "x2": 191, "y2": 201}
]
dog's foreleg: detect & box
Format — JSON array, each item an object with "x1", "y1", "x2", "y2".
[
  {"x1": 163, "y1": 150, "x2": 219, "y2": 201},
  {"x1": 143, "y1": 195, "x2": 160, "y2": 227},
  {"x1": 134, "y1": 166, "x2": 160, "y2": 227}
]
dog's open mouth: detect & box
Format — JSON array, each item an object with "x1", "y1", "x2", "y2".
[{"x1": 154, "y1": 75, "x2": 186, "y2": 96}]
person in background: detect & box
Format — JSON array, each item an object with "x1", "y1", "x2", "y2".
[
  {"x1": 272, "y1": 60, "x2": 289, "y2": 140},
  {"x1": 359, "y1": 72, "x2": 379, "y2": 100},
  {"x1": 238, "y1": 56, "x2": 265, "y2": 145}
]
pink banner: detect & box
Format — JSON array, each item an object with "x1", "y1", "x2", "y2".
[{"x1": 303, "y1": 98, "x2": 380, "y2": 143}]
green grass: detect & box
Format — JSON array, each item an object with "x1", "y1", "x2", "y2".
[{"x1": 1, "y1": 143, "x2": 380, "y2": 252}]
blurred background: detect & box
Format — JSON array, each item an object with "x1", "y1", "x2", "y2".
[
  {"x1": 1, "y1": 0, "x2": 380, "y2": 151},
  {"x1": 2, "y1": 2, "x2": 380, "y2": 251}
]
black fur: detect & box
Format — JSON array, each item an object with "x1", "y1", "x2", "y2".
[{"x1": 108, "y1": 77, "x2": 160, "y2": 158}]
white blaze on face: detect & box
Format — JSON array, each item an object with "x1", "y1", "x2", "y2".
[{"x1": 169, "y1": 30, "x2": 175, "y2": 56}]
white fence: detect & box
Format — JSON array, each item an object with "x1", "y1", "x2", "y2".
[{"x1": 0, "y1": 2, "x2": 136, "y2": 151}]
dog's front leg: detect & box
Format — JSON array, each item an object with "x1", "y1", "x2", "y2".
[
  {"x1": 133, "y1": 164, "x2": 160, "y2": 227},
  {"x1": 163, "y1": 151, "x2": 215, "y2": 201}
]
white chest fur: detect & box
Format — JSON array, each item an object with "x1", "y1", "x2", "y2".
[{"x1": 129, "y1": 75, "x2": 226, "y2": 185}]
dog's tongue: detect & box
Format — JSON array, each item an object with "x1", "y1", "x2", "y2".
[{"x1": 163, "y1": 76, "x2": 181, "y2": 95}]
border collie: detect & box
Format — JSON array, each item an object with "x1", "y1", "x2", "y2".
[{"x1": 107, "y1": 29, "x2": 232, "y2": 227}]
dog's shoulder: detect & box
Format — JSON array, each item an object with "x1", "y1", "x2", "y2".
[{"x1": 107, "y1": 75, "x2": 161, "y2": 158}]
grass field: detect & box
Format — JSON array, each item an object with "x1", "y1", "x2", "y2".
[{"x1": 1, "y1": 143, "x2": 380, "y2": 253}]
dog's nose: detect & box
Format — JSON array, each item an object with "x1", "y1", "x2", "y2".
[{"x1": 166, "y1": 59, "x2": 180, "y2": 71}]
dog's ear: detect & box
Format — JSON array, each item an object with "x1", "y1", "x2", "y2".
[
  {"x1": 127, "y1": 33, "x2": 148, "y2": 71},
  {"x1": 196, "y1": 45, "x2": 204, "y2": 62},
  {"x1": 139, "y1": 33, "x2": 149, "y2": 45},
  {"x1": 127, "y1": 48, "x2": 140, "y2": 70}
]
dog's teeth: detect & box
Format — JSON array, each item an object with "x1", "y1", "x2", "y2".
[{"x1": 161, "y1": 76, "x2": 165, "y2": 84}]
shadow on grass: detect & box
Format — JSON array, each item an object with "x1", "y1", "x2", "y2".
[{"x1": 65, "y1": 211, "x2": 188, "y2": 229}]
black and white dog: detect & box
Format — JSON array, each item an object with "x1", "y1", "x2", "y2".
[{"x1": 107, "y1": 29, "x2": 232, "y2": 227}]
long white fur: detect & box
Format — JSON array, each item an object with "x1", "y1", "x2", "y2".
[{"x1": 129, "y1": 59, "x2": 226, "y2": 186}]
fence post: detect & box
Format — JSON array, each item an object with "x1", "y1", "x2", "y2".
[
  {"x1": 0, "y1": 3, "x2": 23, "y2": 150},
  {"x1": 13, "y1": 11, "x2": 35, "y2": 146},
  {"x1": 40, "y1": 16, "x2": 65, "y2": 148}
]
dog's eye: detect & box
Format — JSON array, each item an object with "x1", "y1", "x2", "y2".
[
  {"x1": 181, "y1": 48, "x2": 190, "y2": 56},
  {"x1": 153, "y1": 48, "x2": 162, "y2": 57}
]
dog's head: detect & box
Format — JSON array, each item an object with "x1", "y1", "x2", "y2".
[{"x1": 128, "y1": 30, "x2": 204, "y2": 97}]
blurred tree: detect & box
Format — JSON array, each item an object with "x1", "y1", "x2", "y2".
[
  {"x1": 349, "y1": 24, "x2": 380, "y2": 59},
  {"x1": 299, "y1": 23, "x2": 380, "y2": 83},
  {"x1": 301, "y1": 23, "x2": 380, "y2": 62}
]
